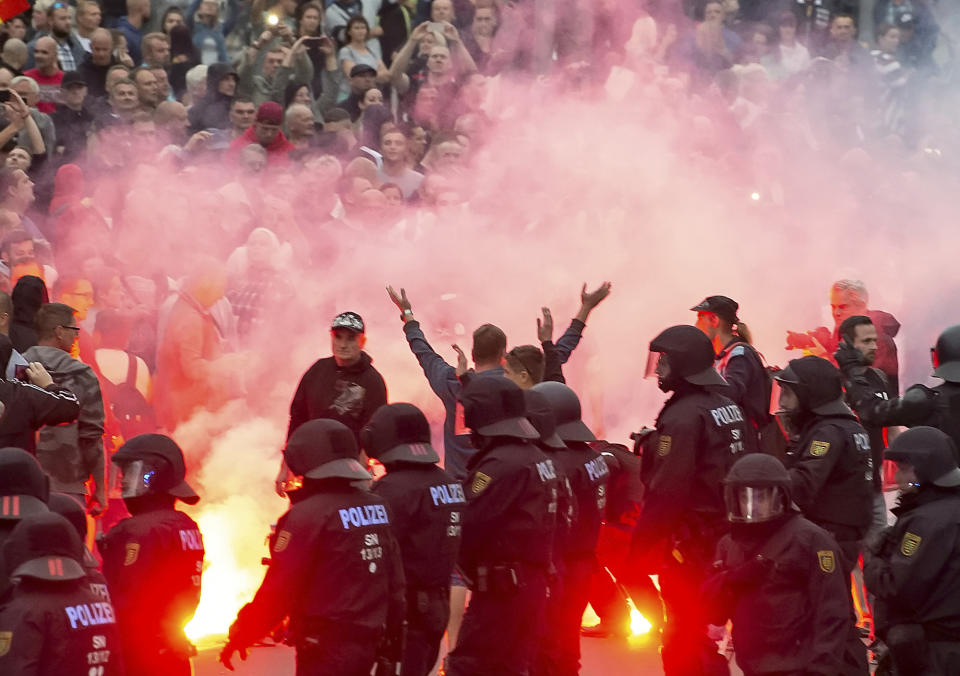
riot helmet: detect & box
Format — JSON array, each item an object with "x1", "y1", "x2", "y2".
[
  {"x1": 47, "y1": 493, "x2": 100, "y2": 569},
  {"x1": 113, "y1": 434, "x2": 199, "y2": 504},
  {"x1": 361, "y1": 403, "x2": 441, "y2": 465},
  {"x1": 646, "y1": 325, "x2": 726, "y2": 392},
  {"x1": 3, "y1": 513, "x2": 86, "y2": 581},
  {"x1": 284, "y1": 419, "x2": 372, "y2": 482},
  {"x1": 886, "y1": 426, "x2": 960, "y2": 488},
  {"x1": 0, "y1": 447, "x2": 50, "y2": 521},
  {"x1": 530, "y1": 381, "x2": 595, "y2": 443},
  {"x1": 932, "y1": 325, "x2": 960, "y2": 383},
  {"x1": 772, "y1": 357, "x2": 852, "y2": 439},
  {"x1": 522, "y1": 389, "x2": 565, "y2": 449},
  {"x1": 459, "y1": 377, "x2": 539, "y2": 440},
  {"x1": 723, "y1": 453, "x2": 792, "y2": 523}
]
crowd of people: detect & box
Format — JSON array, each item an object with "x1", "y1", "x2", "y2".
[{"x1": 0, "y1": 0, "x2": 958, "y2": 674}]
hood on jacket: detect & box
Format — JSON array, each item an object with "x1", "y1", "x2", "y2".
[
  {"x1": 23, "y1": 345, "x2": 91, "y2": 378},
  {"x1": 11, "y1": 276, "x2": 49, "y2": 324},
  {"x1": 206, "y1": 62, "x2": 238, "y2": 101},
  {"x1": 869, "y1": 310, "x2": 901, "y2": 339}
]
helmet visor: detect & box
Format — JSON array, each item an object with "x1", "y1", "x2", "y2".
[
  {"x1": 117, "y1": 459, "x2": 163, "y2": 499},
  {"x1": 644, "y1": 351, "x2": 664, "y2": 380},
  {"x1": 725, "y1": 485, "x2": 785, "y2": 523}
]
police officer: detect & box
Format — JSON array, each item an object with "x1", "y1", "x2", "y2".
[
  {"x1": 100, "y1": 434, "x2": 204, "y2": 676},
  {"x1": 0, "y1": 512, "x2": 121, "y2": 675},
  {"x1": 841, "y1": 324, "x2": 960, "y2": 455},
  {"x1": 629, "y1": 325, "x2": 754, "y2": 676},
  {"x1": 220, "y1": 419, "x2": 405, "y2": 675},
  {"x1": 48, "y1": 493, "x2": 112, "y2": 603},
  {"x1": 447, "y1": 377, "x2": 557, "y2": 676},
  {"x1": 0, "y1": 447, "x2": 50, "y2": 598},
  {"x1": 360, "y1": 403, "x2": 464, "y2": 676},
  {"x1": 529, "y1": 381, "x2": 608, "y2": 676},
  {"x1": 863, "y1": 427, "x2": 960, "y2": 675},
  {"x1": 702, "y1": 453, "x2": 855, "y2": 675}
]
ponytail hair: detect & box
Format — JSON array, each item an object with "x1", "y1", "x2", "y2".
[{"x1": 733, "y1": 320, "x2": 753, "y2": 345}]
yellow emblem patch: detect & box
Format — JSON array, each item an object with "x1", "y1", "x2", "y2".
[
  {"x1": 471, "y1": 472, "x2": 492, "y2": 494},
  {"x1": 0, "y1": 631, "x2": 11, "y2": 657},
  {"x1": 809, "y1": 441, "x2": 831, "y2": 457},
  {"x1": 658, "y1": 435, "x2": 672, "y2": 457},
  {"x1": 901, "y1": 532, "x2": 922, "y2": 557},
  {"x1": 817, "y1": 550, "x2": 835, "y2": 573},
  {"x1": 123, "y1": 543, "x2": 140, "y2": 567},
  {"x1": 274, "y1": 530, "x2": 292, "y2": 553}
]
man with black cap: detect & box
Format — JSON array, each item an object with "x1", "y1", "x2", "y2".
[
  {"x1": 343, "y1": 63, "x2": 378, "y2": 121},
  {"x1": 0, "y1": 513, "x2": 122, "y2": 675},
  {"x1": 692, "y1": 295, "x2": 771, "y2": 447},
  {"x1": 362, "y1": 402, "x2": 464, "y2": 676},
  {"x1": 628, "y1": 325, "x2": 754, "y2": 676},
  {"x1": 100, "y1": 434, "x2": 204, "y2": 676},
  {"x1": 0, "y1": 447, "x2": 51, "y2": 598},
  {"x1": 702, "y1": 453, "x2": 853, "y2": 675},
  {"x1": 51, "y1": 71, "x2": 96, "y2": 162},
  {"x1": 841, "y1": 323, "x2": 960, "y2": 457},
  {"x1": 278, "y1": 311, "x2": 387, "y2": 494},
  {"x1": 863, "y1": 427, "x2": 960, "y2": 675},
  {"x1": 221, "y1": 419, "x2": 405, "y2": 675},
  {"x1": 447, "y1": 377, "x2": 557, "y2": 676},
  {"x1": 529, "y1": 381, "x2": 608, "y2": 676}
]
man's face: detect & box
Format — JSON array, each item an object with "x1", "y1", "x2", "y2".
[
  {"x1": 704, "y1": 2, "x2": 723, "y2": 23},
  {"x1": 254, "y1": 119, "x2": 280, "y2": 145},
  {"x1": 111, "y1": 83, "x2": 139, "y2": 111},
  {"x1": 4, "y1": 238, "x2": 35, "y2": 265},
  {"x1": 32, "y1": 7, "x2": 49, "y2": 31},
  {"x1": 737, "y1": 486, "x2": 776, "y2": 520},
  {"x1": 5, "y1": 148, "x2": 31, "y2": 172},
  {"x1": 92, "y1": 35, "x2": 113, "y2": 65},
  {"x1": 56, "y1": 318, "x2": 81, "y2": 353},
  {"x1": 331, "y1": 329, "x2": 364, "y2": 366},
  {"x1": 503, "y1": 360, "x2": 532, "y2": 389},
  {"x1": 381, "y1": 132, "x2": 407, "y2": 163},
  {"x1": 695, "y1": 311, "x2": 719, "y2": 341},
  {"x1": 777, "y1": 383, "x2": 799, "y2": 414},
  {"x1": 409, "y1": 126, "x2": 427, "y2": 158},
  {"x1": 431, "y1": 0, "x2": 453, "y2": 22},
  {"x1": 230, "y1": 101, "x2": 256, "y2": 130},
  {"x1": 197, "y1": 1, "x2": 218, "y2": 26},
  {"x1": 895, "y1": 461, "x2": 919, "y2": 493},
  {"x1": 289, "y1": 108, "x2": 315, "y2": 137},
  {"x1": 78, "y1": 3, "x2": 102, "y2": 31},
  {"x1": 218, "y1": 74, "x2": 237, "y2": 96},
  {"x1": 60, "y1": 280, "x2": 95, "y2": 320},
  {"x1": 427, "y1": 47, "x2": 451, "y2": 75},
  {"x1": 14, "y1": 81, "x2": 37, "y2": 107},
  {"x1": 135, "y1": 71, "x2": 160, "y2": 106},
  {"x1": 50, "y1": 8, "x2": 72, "y2": 37},
  {"x1": 851, "y1": 324, "x2": 879, "y2": 364},
  {"x1": 11, "y1": 169, "x2": 34, "y2": 205},
  {"x1": 63, "y1": 84, "x2": 88, "y2": 109},
  {"x1": 830, "y1": 288, "x2": 868, "y2": 325},
  {"x1": 151, "y1": 68, "x2": 170, "y2": 99},
  {"x1": 33, "y1": 39, "x2": 57, "y2": 71},
  {"x1": 830, "y1": 17, "x2": 855, "y2": 43},
  {"x1": 147, "y1": 39, "x2": 171, "y2": 65},
  {"x1": 350, "y1": 72, "x2": 375, "y2": 94},
  {"x1": 263, "y1": 51, "x2": 284, "y2": 79},
  {"x1": 473, "y1": 8, "x2": 496, "y2": 36}
]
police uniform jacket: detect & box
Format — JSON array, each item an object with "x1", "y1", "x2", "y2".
[
  {"x1": 229, "y1": 480, "x2": 405, "y2": 647},
  {"x1": 547, "y1": 442, "x2": 609, "y2": 560},
  {"x1": 458, "y1": 440, "x2": 558, "y2": 580},
  {"x1": 703, "y1": 513, "x2": 851, "y2": 675},
  {"x1": 863, "y1": 486, "x2": 960, "y2": 640},
  {"x1": 100, "y1": 506, "x2": 204, "y2": 650},
  {"x1": 717, "y1": 340, "x2": 770, "y2": 434},
  {"x1": 787, "y1": 413, "x2": 873, "y2": 537},
  {"x1": 0, "y1": 578, "x2": 121, "y2": 675},
  {"x1": 372, "y1": 463, "x2": 464, "y2": 589}
]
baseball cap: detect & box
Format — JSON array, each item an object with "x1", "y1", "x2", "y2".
[
  {"x1": 255, "y1": 101, "x2": 283, "y2": 125},
  {"x1": 691, "y1": 295, "x2": 740, "y2": 325},
  {"x1": 350, "y1": 64, "x2": 376, "y2": 78},
  {"x1": 332, "y1": 311, "x2": 365, "y2": 334},
  {"x1": 61, "y1": 71, "x2": 87, "y2": 89}
]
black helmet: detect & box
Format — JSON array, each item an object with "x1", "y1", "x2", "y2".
[
  {"x1": 361, "y1": 403, "x2": 441, "y2": 465},
  {"x1": 773, "y1": 357, "x2": 852, "y2": 416},
  {"x1": 647, "y1": 325, "x2": 726, "y2": 388},
  {"x1": 459, "y1": 377, "x2": 539, "y2": 440},
  {"x1": 3, "y1": 513, "x2": 86, "y2": 581},
  {"x1": 284, "y1": 419, "x2": 371, "y2": 481},
  {"x1": 113, "y1": 434, "x2": 199, "y2": 504},
  {"x1": 886, "y1": 426, "x2": 960, "y2": 487},
  {"x1": 530, "y1": 381, "x2": 595, "y2": 443},
  {"x1": 932, "y1": 325, "x2": 960, "y2": 383},
  {"x1": 723, "y1": 453, "x2": 792, "y2": 523},
  {"x1": 522, "y1": 390, "x2": 565, "y2": 449},
  {"x1": 0, "y1": 447, "x2": 50, "y2": 521},
  {"x1": 47, "y1": 493, "x2": 99, "y2": 569}
]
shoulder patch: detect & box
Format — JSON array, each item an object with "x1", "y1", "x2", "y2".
[
  {"x1": 471, "y1": 472, "x2": 492, "y2": 494},
  {"x1": 809, "y1": 440, "x2": 831, "y2": 457},
  {"x1": 123, "y1": 543, "x2": 140, "y2": 566},
  {"x1": 657, "y1": 435, "x2": 672, "y2": 457},
  {"x1": 901, "y1": 532, "x2": 922, "y2": 557},
  {"x1": 0, "y1": 631, "x2": 11, "y2": 657},
  {"x1": 729, "y1": 345, "x2": 746, "y2": 358},
  {"x1": 274, "y1": 530, "x2": 291, "y2": 553},
  {"x1": 817, "y1": 550, "x2": 835, "y2": 573}
]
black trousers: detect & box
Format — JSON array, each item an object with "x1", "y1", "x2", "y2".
[
  {"x1": 402, "y1": 586, "x2": 450, "y2": 676},
  {"x1": 658, "y1": 560, "x2": 730, "y2": 676},
  {"x1": 532, "y1": 556, "x2": 594, "y2": 676},
  {"x1": 295, "y1": 634, "x2": 378, "y2": 676},
  {"x1": 447, "y1": 564, "x2": 548, "y2": 676}
]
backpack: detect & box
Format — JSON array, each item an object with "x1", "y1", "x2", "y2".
[{"x1": 100, "y1": 354, "x2": 156, "y2": 441}]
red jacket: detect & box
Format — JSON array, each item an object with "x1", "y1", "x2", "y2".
[{"x1": 227, "y1": 126, "x2": 295, "y2": 166}]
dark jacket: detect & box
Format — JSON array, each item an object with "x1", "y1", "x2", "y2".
[
  {"x1": 703, "y1": 513, "x2": 852, "y2": 675},
  {"x1": 842, "y1": 366, "x2": 892, "y2": 492},
  {"x1": 547, "y1": 441, "x2": 609, "y2": 559},
  {"x1": 50, "y1": 104, "x2": 96, "y2": 164},
  {"x1": 0, "y1": 578, "x2": 122, "y2": 675},
  {"x1": 22, "y1": 345, "x2": 106, "y2": 499},
  {"x1": 229, "y1": 480, "x2": 405, "y2": 646},
  {"x1": 77, "y1": 56, "x2": 118, "y2": 100},
  {"x1": 371, "y1": 463, "x2": 463, "y2": 589},
  {"x1": 9, "y1": 276, "x2": 49, "y2": 353},
  {"x1": 716, "y1": 339, "x2": 770, "y2": 436},
  {"x1": 0, "y1": 378, "x2": 80, "y2": 455},
  {"x1": 287, "y1": 352, "x2": 387, "y2": 442},
  {"x1": 187, "y1": 62, "x2": 237, "y2": 133},
  {"x1": 864, "y1": 486, "x2": 960, "y2": 639}
]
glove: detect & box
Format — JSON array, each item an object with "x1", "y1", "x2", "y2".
[
  {"x1": 865, "y1": 526, "x2": 895, "y2": 557},
  {"x1": 834, "y1": 342, "x2": 866, "y2": 376},
  {"x1": 726, "y1": 555, "x2": 775, "y2": 589},
  {"x1": 218, "y1": 640, "x2": 247, "y2": 671},
  {"x1": 902, "y1": 385, "x2": 936, "y2": 411}
]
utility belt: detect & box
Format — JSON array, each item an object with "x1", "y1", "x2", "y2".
[
  {"x1": 294, "y1": 617, "x2": 381, "y2": 645},
  {"x1": 474, "y1": 562, "x2": 544, "y2": 594}
]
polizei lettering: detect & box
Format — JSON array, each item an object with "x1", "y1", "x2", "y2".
[
  {"x1": 65, "y1": 602, "x2": 116, "y2": 629},
  {"x1": 430, "y1": 483, "x2": 466, "y2": 506},
  {"x1": 179, "y1": 529, "x2": 203, "y2": 551},
  {"x1": 584, "y1": 456, "x2": 610, "y2": 483},
  {"x1": 339, "y1": 504, "x2": 390, "y2": 530},
  {"x1": 536, "y1": 459, "x2": 557, "y2": 482},
  {"x1": 710, "y1": 404, "x2": 745, "y2": 427}
]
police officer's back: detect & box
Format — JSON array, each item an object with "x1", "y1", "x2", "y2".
[
  {"x1": 362, "y1": 403, "x2": 464, "y2": 676},
  {"x1": 447, "y1": 377, "x2": 557, "y2": 676},
  {"x1": 48, "y1": 493, "x2": 112, "y2": 603},
  {"x1": 221, "y1": 419, "x2": 405, "y2": 676},
  {"x1": 863, "y1": 427, "x2": 960, "y2": 676},
  {"x1": 0, "y1": 513, "x2": 121, "y2": 675},
  {"x1": 100, "y1": 434, "x2": 204, "y2": 676},
  {"x1": 0, "y1": 447, "x2": 50, "y2": 598},
  {"x1": 703, "y1": 454, "x2": 854, "y2": 675}
]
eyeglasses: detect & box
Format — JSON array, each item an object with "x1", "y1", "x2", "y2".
[{"x1": 59, "y1": 325, "x2": 81, "y2": 332}]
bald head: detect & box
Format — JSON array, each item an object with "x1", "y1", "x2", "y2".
[
  {"x1": 155, "y1": 100, "x2": 187, "y2": 126},
  {"x1": 285, "y1": 103, "x2": 316, "y2": 140},
  {"x1": 33, "y1": 36, "x2": 59, "y2": 73},
  {"x1": 1, "y1": 39, "x2": 27, "y2": 71},
  {"x1": 91, "y1": 28, "x2": 114, "y2": 66}
]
